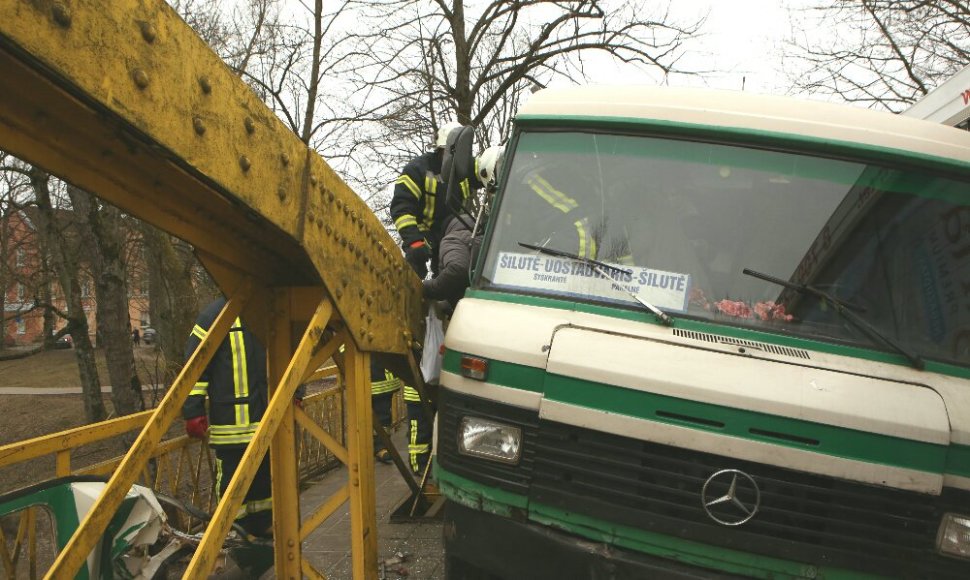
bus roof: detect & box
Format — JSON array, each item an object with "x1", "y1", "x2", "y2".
[{"x1": 519, "y1": 86, "x2": 970, "y2": 166}]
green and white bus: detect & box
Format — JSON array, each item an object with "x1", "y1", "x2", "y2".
[{"x1": 435, "y1": 86, "x2": 970, "y2": 578}]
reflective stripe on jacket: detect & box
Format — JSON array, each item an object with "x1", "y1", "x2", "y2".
[{"x1": 182, "y1": 298, "x2": 269, "y2": 448}]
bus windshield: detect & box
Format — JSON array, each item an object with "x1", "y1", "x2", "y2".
[{"x1": 479, "y1": 129, "x2": 970, "y2": 367}]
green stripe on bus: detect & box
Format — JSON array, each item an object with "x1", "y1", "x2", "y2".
[
  {"x1": 442, "y1": 348, "x2": 545, "y2": 393},
  {"x1": 463, "y1": 288, "x2": 970, "y2": 379},
  {"x1": 437, "y1": 467, "x2": 880, "y2": 579},
  {"x1": 515, "y1": 114, "x2": 970, "y2": 176},
  {"x1": 444, "y1": 348, "x2": 970, "y2": 476},
  {"x1": 547, "y1": 374, "x2": 946, "y2": 474}
]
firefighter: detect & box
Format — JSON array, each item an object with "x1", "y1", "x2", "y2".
[
  {"x1": 371, "y1": 361, "x2": 401, "y2": 464},
  {"x1": 370, "y1": 361, "x2": 429, "y2": 476},
  {"x1": 423, "y1": 145, "x2": 504, "y2": 309},
  {"x1": 182, "y1": 298, "x2": 297, "y2": 539},
  {"x1": 390, "y1": 121, "x2": 482, "y2": 279}
]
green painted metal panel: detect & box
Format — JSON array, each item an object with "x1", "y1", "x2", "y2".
[
  {"x1": 546, "y1": 374, "x2": 946, "y2": 473},
  {"x1": 442, "y1": 348, "x2": 545, "y2": 393}
]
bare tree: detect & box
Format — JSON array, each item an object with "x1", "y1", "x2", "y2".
[
  {"x1": 29, "y1": 169, "x2": 107, "y2": 422},
  {"x1": 785, "y1": 0, "x2": 970, "y2": 111},
  {"x1": 308, "y1": 0, "x2": 703, "y2": 217},
  {"x1": 141, "y1": 223, "x2": 203, "y2": 385},
  {"x1": 68, "y1": 185, "x2": 145, "y2": 416}
]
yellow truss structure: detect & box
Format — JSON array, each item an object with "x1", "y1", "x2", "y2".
[{"x1": 0, "y1": 1, "x2": 426, "y2": 578}]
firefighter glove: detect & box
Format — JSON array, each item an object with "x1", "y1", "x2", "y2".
[
  {"x1": 405, "y1": 240, "x2": 431, "y2": 279},
  {"x1": 184, "y1": 415, "x2": 209, "y2": 439}
]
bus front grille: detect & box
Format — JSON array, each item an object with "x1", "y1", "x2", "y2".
[{"x1": 531, "y1": 421, "x2": 970, "y2": 578}]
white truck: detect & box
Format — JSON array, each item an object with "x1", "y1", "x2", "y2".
[{"x1": 435, "y1": 86, "x2": 970, "y2": 578}]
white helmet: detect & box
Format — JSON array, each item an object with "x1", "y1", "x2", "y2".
[
  {"x1": 435, "y1": 121, "x2": 464, "y2": 149},
  {"x1": 476, "y1": 145, "x2": 505, "y2": 186}
]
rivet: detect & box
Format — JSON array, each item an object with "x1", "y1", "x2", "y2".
[
  {"x1": 367, "y1": 315, "x2": 373, "y2": 324},
  {"x1": 406, "y1": 339, "x2": 414, "y2": 348},
  {"x1": 365, "y1": 294, "x2": 372, "y2": 306},
  {"x1": 192, "y1": 116, "x2": 206, "y2": 135},
  {"x1": 281, "y1": 153, "x2": 290, "y2": 166},
  {"x1": 288, "y1": 553, "x2": 295, "y2": 561},
  {"x1": 359, "y1": 328, "x2": 366, "y2": 338},
  {"x1": 358, "y1": 289, "x2": 365, "y2": 298},
  {"x1": 348, "y1": 242, "x2": 355, "y2": 253},
  {"x1": 343, "y1": 204, "x2": 350, "y2": 216},
  {"x1": 336, "y1": 199, "x2": 343, "y2": 210},
  {"x1": 239, "y1": 155, "x2": 251, "y2": 172},
  {"x1": 244, "y1": 116, "x2": 255, "y2": 134},
  {"x1": 356, "y1": 248, "x2": 363, "y2": 259},
  {"x1": 325, "y1": 224, "x2": 332, "y2": 236},
  {"x1": 140, "y1": 22, "x2": 157, "y2": 43},
  {"x1": 351, "y1": 211, "x2": 358, "y2": 223},
  {"x1": 335, "y1": 288, "x2": 343, "y2": 298},
  {"x1": 327, "y1": 191, "x2": 334, "y2": 202},
  {"x1": 367, "y1": 332, "x2": 374, "y2": 342},
  {"x1": 198, "y1": 76, "x2": 212, "y2": 94},
  {"x1": 132, "y1": 69, "x2": 150, "y2": 89},
  {"x1": 363, "y1": 256, "x2": 369, "y2": 266},
  {"x1": 277, "y1": 187, "x2": 286, "y2": 202},
  {"x1": 288, "y1": 539, "x2": 296, "y2": 548},
  {"x1": 310, "y1": 174, "x2": 318, "y2": 186},
  {"x1": 360, "y1": 310, "x2": 366, "y2": 319},
  {"x1": 340, "y1": 237, "x2": 347, "y2": 247},
  {"x1": 52, "y1": 3, "x2": 71, "y2": 27}
]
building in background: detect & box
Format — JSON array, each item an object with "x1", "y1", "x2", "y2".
[{"x1": 1, "y1": 209, "x2": 149, "y2": 348}]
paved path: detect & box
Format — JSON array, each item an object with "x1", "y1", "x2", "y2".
[
  {"x1": 0, "y1": 385, "x2": 162, "y2": 395},
  {"x1": 279, "y1": 428, "x2": 445, "y2": 580}
]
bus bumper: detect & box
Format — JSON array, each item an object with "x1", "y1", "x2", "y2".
[{"x1": 443, "y1": 501, "x2": 741, "y2": 580}]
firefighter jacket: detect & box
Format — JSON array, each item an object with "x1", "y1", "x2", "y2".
[
  {"x1": 390, "y1": 151, "x2": 481, "y2": 248},
  {"x1": 182, "y1": 299, "x2": 269, "y2": 448}
]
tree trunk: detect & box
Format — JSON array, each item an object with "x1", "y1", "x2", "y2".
[
  {"x1": 69, "y1": 185, "x2": 143, "y2": 415},
  {"x1": 142, "y1": 223, "x2": 199, "y2": 383},
  {"x1": 449, "y1": 0, "x2": 473, "y2": 125},
  {"x1": 30, "y1": 168, "x2": 106, "y2": 422},
  {"x1": 41, "y1": 278, "x2": 56, "y2": 349}
]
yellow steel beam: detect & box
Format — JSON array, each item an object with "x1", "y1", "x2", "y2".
[
  {"x1": 302, "y1": 558, "x2": 328, "y2": 580},
  {"x1": 267, "y1": 288, "x2": 310, "y2": 578},
  {"x1": 295, "y1": 407, "x2": 348, "y2": 465},
  {"x1": 184, "y1": 297, "x2": 334, "y2": 577},
  {"x1": 0, "y1": 0, "x2": 423, "y2": 353},
  {"x1": 341, "y1": 340, "x2": 379, "y2": 579},
  {"x1": 0, "y1": 410, "x2": 152, "y2": 469},
  {"x1": 45, "y1": 280, "x2": 252, "y2": 579},
  {"x1": 300, "y1": 483, "x2": 351, "y2": 541},
  {"x1": 305, "y1": 363, "x2": 339, "y2": 383}
]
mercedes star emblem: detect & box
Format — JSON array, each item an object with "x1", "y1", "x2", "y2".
[{"x1": 701, "y1": 469, "x2": 761, "y2": 526}]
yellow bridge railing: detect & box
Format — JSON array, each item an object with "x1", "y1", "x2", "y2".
[{"x1": 0, "y1": 373, "x2": 391, "y2": 579}]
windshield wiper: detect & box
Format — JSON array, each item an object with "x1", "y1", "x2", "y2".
[
  {"x1": 519, "y1": 242, "x2": 673, "y2": 326},
  {"x1": 742, "y1": 268, "x2": 923, "y2": 370}
]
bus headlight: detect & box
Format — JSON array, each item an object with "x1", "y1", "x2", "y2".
[
  {"x1": 457, "y1": 417, "x2": 522, "y2": 465},
  {"x1": 938, "y1": 513, "x2": 970, "y2": 558}
]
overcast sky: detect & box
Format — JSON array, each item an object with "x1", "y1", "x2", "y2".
[
  {"x1": 278, "y1": 0, "x2": 802, "y2": 96},
  {"x1": 566, "y1": 0, "x2": 798, "y2": 95}
]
